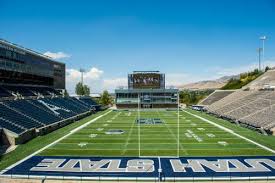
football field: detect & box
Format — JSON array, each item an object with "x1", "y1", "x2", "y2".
[{"x1": 39, "y1": 109, "x2": 275, "y2": 157}]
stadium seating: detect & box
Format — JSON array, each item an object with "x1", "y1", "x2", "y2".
[
  {"x1": 78, "y1": 97, "x2": 101, "y2": 110},
  {"x1": 4, "y1": 100, "x2": 62, "y2": 125},
  {"x1": 0, "y1": 117, "x2": 26, "y2": 134},
  {"x1": 213, "y1": 91, "x2": 270, "y2": 115},
  {"x1": 241, "y1": 105, "x2": 275, "y2": 130},
  {"x1": 199, "y1": 90, "x2": 235, "y2": 106},
  {"x1": 0, "y1": 86, "x2": 12, "y2": 97},
  {"x1": 3, "y1": 85, "x2": 34, "y2": 96},
  {"x1": 0, "y1": 85, "x2": 62, "y2": 97},
  {"x1": 206, "y1": 90, "x2": 253, "y2": 112},
  {"x1": 243, "y1": 69, "x2": 275, "y2": 90},
  {"x1": 0, "y1": 85, "x2": 100, "y2": 135},
  {"x1": 205, "y1": 70, "x2": 275, "y2": 132},
  {"x1": 0, "y1": 102, "x2": 43, "y2": 130},
  {"x1": 206, "y1": 89, "x2": 275, "y2": 131}
]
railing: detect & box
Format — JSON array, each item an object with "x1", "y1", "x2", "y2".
[{"x1": 1, "y1": 170, "x2": 275, "y2": 182}]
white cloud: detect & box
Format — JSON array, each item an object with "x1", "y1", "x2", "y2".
[
  {"x1": 66, "y1": 67, "x2": 104, "y2": 94},
  {"x1": 103, "y1": 78, "x2": 127, "y2": 91},
  {"x1": 44, "y1": 51, "x2": 71, "y2": 59},
  {"x1": 85, "y1": 67, "x2": 104, "y2": 80}
]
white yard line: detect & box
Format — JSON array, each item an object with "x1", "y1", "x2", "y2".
[
  {"x1": 183, "y1": 110, "x2": 275, "y2": 154},
  {"x1": 0, "y1": 110, "x2": 112, "y2": 175},
  {"x1": 157, "y1": 110, "x2": 187, "y2": 156},
  {"x1": 122, "y1": 115, "x2": 136, "y2": 155}
]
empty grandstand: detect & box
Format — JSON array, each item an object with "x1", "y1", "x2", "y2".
[
  {"x1": 0, "y1": 40, "x2": 100, "y2": 148},
  {"x1": 243, "y1": 69, "x2": 275, "y2": 90},
  {"x1": 204, "y1": 69, "x2": 275, "y2": 134},
  {"x1": 199, "y1": 90, "x2": 235, "y2": 105}
]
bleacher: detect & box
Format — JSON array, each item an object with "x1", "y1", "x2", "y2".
[
  {"x1": 205, "y1": 69, "x2": 275, "y2": 133},
  {"x1": 0, "y1": 86, "x2": 12, "y2": 98},
  {"x1": 0, "y1": 85, "x2": 100, "y2": 136},
  {"x1": 199, "y1": 90, "x2": 235, "y2": 106},
  {"x1": 243, "y1": 69, "x2": 275, "y2": 90},
  {"x1": 0, "y1": 85, "x2": 62, "y2": 98}
]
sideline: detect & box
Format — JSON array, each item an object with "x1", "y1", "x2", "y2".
[
  {"x1": 183, "y1": 110, "x2": 275, "y2": 154},
  {"x1": 0, "y1": 110, "x2": 112, "y2": 175}
]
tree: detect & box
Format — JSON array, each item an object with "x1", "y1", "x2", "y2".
[
  {"x1": 179, "y1": 89, "x2": 213, "y2": 105},
  {"x1": 75, "y1": 82, "x2": 90, "y2": 96},
  {"x1": 100, "y1": 90, "x2": 112, "y2": 106},
  {"x1": 265, "y1": 66, "x2": 271, "y2": 72},
  {"x1": 63, "y1": 89, "x2": 69, "y2": 97}
]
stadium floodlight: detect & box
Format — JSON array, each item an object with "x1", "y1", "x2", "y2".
[
  {"x1": 79, "y1": 68, "x2": 86, "y2": 85},
  {"x1": 259, "y1": 36, "x2": 267, "y2": 71}
]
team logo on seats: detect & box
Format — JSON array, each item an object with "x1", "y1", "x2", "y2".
[{"x1": 37, "y1": 100, "x2": 71, "y2": 115}]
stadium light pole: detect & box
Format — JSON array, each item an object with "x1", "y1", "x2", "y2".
[
  {"x1": 259, "y1": 36, "x2": 267, "y2": 71},
  {"x1": 79, "y1": 68, "x2": 85, "y2": 85},
  {"x1": 258, "y1": 48, "x2": 262, "y2": 71}
]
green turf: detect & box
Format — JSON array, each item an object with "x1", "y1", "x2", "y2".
[
  {"x1": 1, "y1": 109, "x2": 274, "y2": 171},
  {"x1": 39, "y1": 109, "x2": 275, "y2": 157},
  {"x1": 0, "y1": 110, "x2": 108, "y2": 171}
]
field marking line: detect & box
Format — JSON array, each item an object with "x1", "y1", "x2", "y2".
[
  {"x1": 157, "y1": 110, "x2": 187, "y2": 156},
  {"x1": 0, "y1": 110, "x2": 112, "y2": 175},
  {"x1": 183, "y1": 110, "x2": 275, "y2": 154},
  {"x1": 122, "y1": 112, "x2": 137, "y2": 155}
]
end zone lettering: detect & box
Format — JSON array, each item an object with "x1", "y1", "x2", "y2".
[
  {"x1": 170, "y1": 159, "x2": 275, "y2": 173},
  {"x1": 31, "y1": 159, "x2": 155, "y2": 173},
  {"x1": 3, "y1": 156, "x2": 275, "y2": 180}
]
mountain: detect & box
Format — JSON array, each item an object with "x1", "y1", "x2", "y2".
[{"x1": 179, "y1": 75, "x2": 239, "y2": 90}]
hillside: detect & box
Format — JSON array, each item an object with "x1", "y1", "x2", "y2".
[
  {"x1": 180, "y1": 75, "x2": 238, "y2": 90},
  {"x1": 221, "y1": 69, "x2": 263, "y2": 90}
]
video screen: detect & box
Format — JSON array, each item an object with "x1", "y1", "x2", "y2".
[{"x1": 132, "y1": 73, "x2": 161, "y2": 89}]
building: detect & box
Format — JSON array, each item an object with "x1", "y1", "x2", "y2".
[
  {"x1": 0, "y1": 39, "x2": 65, "y2": 90},
  {"x1": 115, "y1": 71, "x2": 178, "y2": 109}
]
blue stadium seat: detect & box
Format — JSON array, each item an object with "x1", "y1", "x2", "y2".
[
  {"x1": 0, "y1": 103, "x2": 43, "y2": 129},
  {"x1": 78, "y1": 97, "x2": 100, "y2": 110},
  {"x1": 3, "y1": 85, "x2": 34, "y2": 96},
  {"x1": 5, "y1": 100, "x2": 61, "y2": 125},
  {"x1": 0, "y1": 95, "x2": 100, "y2": 135},
  {"x1": 0, "y1": 117, "x2": 25, "y2": 134},
  {"x1": 0, "y1": 86, "x2": 12, "y2": 97}
]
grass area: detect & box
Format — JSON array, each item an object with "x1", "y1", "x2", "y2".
[
  {"x1": 0, "y1": 110, "x2": 109, "y2": 171},
  {"x1": 1, "y1": 109, "x2": 274, "y2": 172},
  {"x1": 187, "y1": 108, "x2": 275, "y2": 149},
  {"x1": 39, "y1": 109, "x2": 275, "y2": 157}
]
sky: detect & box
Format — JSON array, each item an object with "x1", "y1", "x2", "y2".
[{"x1": 1, "y1": 0, "x2": 275, "y2": 94}]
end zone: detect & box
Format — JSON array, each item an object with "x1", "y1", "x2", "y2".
[{"x1": 2, "y1": 156, "x2": 275, "y2": 181}]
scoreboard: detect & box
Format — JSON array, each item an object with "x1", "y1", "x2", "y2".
[{"x1": 128, "y1": 71, "x2": 165, "y2": 89}]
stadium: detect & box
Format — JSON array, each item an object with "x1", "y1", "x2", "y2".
[
  {"x1": 1, "y1": 1, "x2": 275, "y2": 182},
  {"x1": 0, "y1": 38, "x2": 275, "y2": 182}
]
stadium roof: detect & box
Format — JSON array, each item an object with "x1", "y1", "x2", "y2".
[{"x1": 0, "y1": 38, "x2": 64, "y2": 65}]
